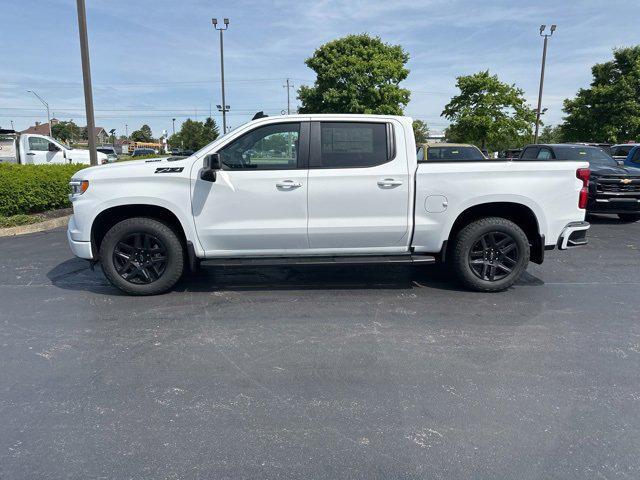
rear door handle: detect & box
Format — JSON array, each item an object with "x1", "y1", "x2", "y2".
[
  {"x1": 377, "y1": 178, "x2": 403, "y2": 187},
  {"x1": 26, "y1": 152, "x2": 35, "y2": 156},
  {"x1": 276, "y1": 180, "x2": 302, "y2": 189}
]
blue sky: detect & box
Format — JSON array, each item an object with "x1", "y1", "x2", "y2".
[{"x1": 1, "y1": 0, "x2": 637, "y2": 137}]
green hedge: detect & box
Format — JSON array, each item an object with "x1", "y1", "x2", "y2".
[{"x1": 0, "y1": 163, "x2": 88, "y2": 216}]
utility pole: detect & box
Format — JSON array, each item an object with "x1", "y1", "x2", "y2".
[
  {"x1": 534, "y1": 24, "x2": 556, "y2": 144},
  {"x1": 125, "y1": 123, "x2": 128, "y2": 139},
  {"x1": 27, "y1": 90, "x2": 51, "y2": 137},
  {"x1": 75, "y1": 0, "x2": 98, "y2": 166},
  {"x1": 283, "y1": 78, "x2": 294, "y2": 114},
  {"x1": 212, "y1": 18, "x2": 230, "y2": 133}
]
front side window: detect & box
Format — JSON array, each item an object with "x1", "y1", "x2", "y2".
[
  {"x1": 218, "y1": 123, "x2": 300, "y2": 170},
  {"x1": 28, "y1": 137, "x2": 49, "y2": 151},
  {"x1": 632, "y1": 148, "x2": 640, "y2": 164},
  {"x1": 417, "y1": 146, "x2": 425, "y2": 162},
  {"x1": 316, "y1": 122, "x2": 388, "y2": 168},
  {"x1": 611, "y1": 145, "x2": 633, "y2": 157}
]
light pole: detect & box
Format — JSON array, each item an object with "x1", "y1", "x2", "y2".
[
  {"x1": 283, "y1": 78, "x2": 294, "y2": 114},
  {"x1": 10, "y1": 120, "x2": 14, "y2": 130},
  {"x1": 212, "y1": 17, "x2": 230, "y2": 133},
  {"x1": 534, "y1": 24, "x2": 556, "y2": 144},
  {"x1": 172, "y1": 118, "x2": 176, "y2": 135},
  {"x1": 75, "y1": 0, "x2": 98, "y2": 166},
  {"x1": 27, "y1": 90, "x2": 51, "y2": 137}
]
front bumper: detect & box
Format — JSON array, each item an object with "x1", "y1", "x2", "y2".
[
  {"x1": 587, "y1": 196, "x2": 640, "y2": 214},
  {"x1": 67, "y1": 216, "x2": 93, "y2": 259},
  {"x1": 557, "y1": 221, "x2": 590, "y2": 250}
]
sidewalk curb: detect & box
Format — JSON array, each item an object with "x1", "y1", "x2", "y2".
[{"x1": 0, "y1": 215, "x2": 70, "y2": 237}]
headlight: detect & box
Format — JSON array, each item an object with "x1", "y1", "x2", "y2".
[{"x1": 69, "y1": 179, "x2": 89, "y2": 200}]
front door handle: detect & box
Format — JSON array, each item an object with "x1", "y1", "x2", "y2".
[
  {"x1": 26, "y1": 152, "x2": 35, "y2": 156},
  {"x1": 276, "y1": 180, "x2": 302, "y2": 189},
  {"x1": 377, "y1": 178, "x2": 403, "y2": 187}
]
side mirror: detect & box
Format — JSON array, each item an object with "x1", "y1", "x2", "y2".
[
  {"x1": 201, "y1": 153, "x2": 222, "y2": 182},
  {"x1": 48, "y1": 143, "x2": 60, "y2": 152}
]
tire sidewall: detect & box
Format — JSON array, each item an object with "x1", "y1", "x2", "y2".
[
  {"x1": 453, "y1": 218, "x2": 530, "y2": 292},
  {"x1": 100, "y1": 218, "x2": 184, "y2": 295}
]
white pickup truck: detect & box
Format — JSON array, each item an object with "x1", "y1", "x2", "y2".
[
  {"x1": 67, "y1": 114, "x2": 590, "y2": 295},
  {"x1": 0, "y1": 130, "x2": 106, "y2": 165}
]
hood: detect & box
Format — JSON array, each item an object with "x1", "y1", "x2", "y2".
[
  {"x1": 71, "y1": 156, "x2": 192, "y2": 180},
  {"x1": 590, "y1": 163, "x2": 640, "y2": 177}
]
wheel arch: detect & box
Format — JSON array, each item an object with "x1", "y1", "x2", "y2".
[
  {"x1": 443, "y1": 201, "x2": 545, "y2": 264},
  {"x1": 91, "y1": 204, "x2": 190, "y2": 259}
]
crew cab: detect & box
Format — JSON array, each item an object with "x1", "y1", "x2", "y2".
[
  {"x1": 67, "y1": 115, "x2": 590, "y2": 295},
  {"x1": 0, "y1": 129, "x2": 107, "y2": 165},
  {"x1": 520, "y1": 143, "x2": 640, "y2": 222}
]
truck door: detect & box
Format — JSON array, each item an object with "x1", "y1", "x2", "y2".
[
  {"x1": 306, "y1": 121, "x2": 409, "y2": 250},
  {"x1": 192, "y1": 121, "x2": 310, "y2": 256},
  {"x1": 23, "y1": 135, "x2": 66, "y2": 164}
]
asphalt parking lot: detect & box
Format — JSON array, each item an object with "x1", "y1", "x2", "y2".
[{"x1": 1, "y1": 216, "x2": 639, "y2": 479}]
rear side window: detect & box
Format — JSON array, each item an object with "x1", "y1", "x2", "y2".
[
  {"x1": 426, "y1": 146, "x2": 485, "y2": 161},
  {"x1": 313, "y1": 122, "x2": 389, "y2": 168},
  {"x1": 536, "y1": 148, "x2": 554, "y2": 160},
  {"x1": 519, "y1": 146, "x2": 539, "y2": 159},
  {"x1": 417, "y1": 146, "x2": 425, "y2": 162}
]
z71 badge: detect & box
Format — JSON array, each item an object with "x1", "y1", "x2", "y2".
[{"x1": 155, "y1": 167, "x2": 184, "y2": 173}]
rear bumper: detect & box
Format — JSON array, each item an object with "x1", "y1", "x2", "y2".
[{"x1": 557, "y1": 221, "x2": 590, "y2": 250}]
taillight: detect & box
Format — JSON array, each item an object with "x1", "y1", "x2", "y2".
[{"x1": 576, "y1": 168, "x2": 590, "y2": 209}]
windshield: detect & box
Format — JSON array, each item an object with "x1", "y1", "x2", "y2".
[
  {"x1": 427, "y1": 146, "x2": 485, "y2": 161},
  {"x1": 611, "y1": 145, "x2": 634, "y2": 157},
  {"x1": 554, "y1": 146, "x2": 618, "y2": 166}
]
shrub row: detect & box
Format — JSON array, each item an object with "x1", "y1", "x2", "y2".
[{"x1": 0, "y1": 163, "x2": 88, "y2": 216}]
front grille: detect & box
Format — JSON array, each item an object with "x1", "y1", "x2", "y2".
[{"x1": 596, "y1": 177, "x2": 640, "y2": 194}]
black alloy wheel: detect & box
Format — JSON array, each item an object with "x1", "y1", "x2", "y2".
[
  {"x1": 468, "y1": 231, "x2": 519, "y2": 282},
  {"x1": 113, "y1": 232, "x2": 167, "y2": 284}
]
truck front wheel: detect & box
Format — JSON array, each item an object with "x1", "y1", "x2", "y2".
[
  {"x1": 451, "y1": 217, "x2": 530, "y2": 292},
  {"x1": 99, "y1": 217, "x2": 185, "y2": 295}
]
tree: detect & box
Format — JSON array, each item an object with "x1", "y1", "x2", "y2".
[
  {"x1": 538, "y1": 125, "x2": 562, "y2": 144},
  {"x1": 130, "y1": 124, "x2": 154, "y2": 142},
  {"x1": 561, "y1": 46, "x2": 640, "y2": 143},
  {"x1": 298, "y1": 34, "x2": 410, "y2": 115},
  {"x1": 442, "y1": 70, "x2": 536, "y2": 150},
  {"x1": 412, "y1": 120, "x2": 429, "y2": 144},
  {"x1": 52, "y1": 120, "x2": 81, "y2": 143},
  {"x1": 168, "y1": 117, "x2": 219, "y2": 151}
]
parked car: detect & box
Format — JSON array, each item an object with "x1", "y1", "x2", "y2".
[
  {"x1": 501, "y1": 148, "x2": 522, "y2": 159},
  {"x1": 0, "y1": 130, "x2": 106, "y2": 165},
  {"x1": 97, "y1": 146, "x2": 118, "y2": 164},
  {"x1": 130, "y1": 148, "x2": 156, "y2": 157},
  {"x1": 519, "y1": 143, "x2": 640, "y2": 222},
  {"x1": 416, "y1": 143, "x2": 486, "y2": 162},
  {"x1": 611, "y1": 143, "x2": 640, "y2": 165},
  {"x1": 67, "y1": 114, "x2": 590, "y2": 295},
  {"x1": 624, "y1": 145, "x2": 640, "y2": 168}
]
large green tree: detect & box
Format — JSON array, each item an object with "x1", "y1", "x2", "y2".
[
  {"x1": 298, "y1": 34, "x2": 410, "y2": 115},
  {"x1": 52, "y1": 120, "x2": 81, "y2": 143},
  {"x1": 442, "y1": 70, "x2": 536, "y2": 150},
  {"x1": 130, "y1": 124, "x2": 154, "y2": 142},
  {"x1": 561, "y1": 46, "x2": 640, "y2": 143},
  {"x1": 168, "y1": 117, "x2": 219, "y2": 151}
]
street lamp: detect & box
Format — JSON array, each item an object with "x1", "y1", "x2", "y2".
[
  {"x1": 212, "y1": 17, "x2": 229, "y2": 133},
  {"x1": 172, "y1": 118, "x2": 176, "y2": 135},
  {"x1": 27, "y1": 90, "x2": 51, "y2": 137},
  {"x1": 534, "y1": 24, "x2": 556, "y2": 144}
]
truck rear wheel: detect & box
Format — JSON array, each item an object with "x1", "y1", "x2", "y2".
[
  {"x1": 451, "y1": 217, "x2": 530, "y2": 292},
  {"x1": 99, "y1": 217, "x2": 184, "y2": 295}
]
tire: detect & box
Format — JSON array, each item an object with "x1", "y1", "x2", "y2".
[
  {"x1": 451, "y1": 217, "x2": 530, "y2": 292},
  {"x1": 618, "y1": 213, "x2": 640, "y2": 222},
  {"x1": 99, "y1": 217, "x2": 185, "y2": 295}
]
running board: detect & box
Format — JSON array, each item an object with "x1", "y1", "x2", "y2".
[{"x1": 201, "y1": 254, "x2": 436, "y2": 267}]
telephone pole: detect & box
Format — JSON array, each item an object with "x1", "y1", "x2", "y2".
[
  {"x1": 283, "y1": 78, "x2": 294, "y2": 114},
  {"x1": 75, "y1": 0, "x2": 98, "y2": 165},
  {"x1": 212, "y1": 18, "x2": 230, "y2": 133},
  {"x1": 534, "y1": 24, "x2": 556, "y2": 144}
]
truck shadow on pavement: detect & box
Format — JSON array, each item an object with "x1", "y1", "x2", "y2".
[{"x1": 47, "y1": 258, "x2": 544, "y2": 295}]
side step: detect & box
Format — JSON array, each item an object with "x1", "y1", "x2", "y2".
[{"x1": 201, "y1": 254, "x2": 436, "y2": 268}]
